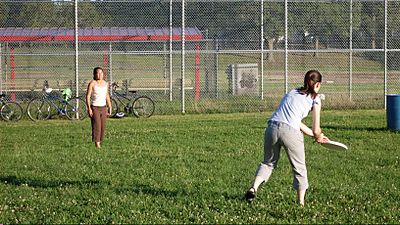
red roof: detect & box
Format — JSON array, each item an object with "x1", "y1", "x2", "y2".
[{"x1": 0, "y1": 27, "x2": 203, "y2": 42}]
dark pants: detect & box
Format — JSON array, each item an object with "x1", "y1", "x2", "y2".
[{"x1": 91, "y1": 106, "x2": 107, "y2": 142}]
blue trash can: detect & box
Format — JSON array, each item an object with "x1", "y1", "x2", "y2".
[{"x1": 386, "y1": 94, "x2": 400, "y2": 131}]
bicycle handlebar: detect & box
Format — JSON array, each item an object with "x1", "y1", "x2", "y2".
[
  {"x1": 43, "y1": 80, "x2": 49, "y2": 89},
  {"x1": 111, "y1": 82, "x2": 119, "y2": 91}
]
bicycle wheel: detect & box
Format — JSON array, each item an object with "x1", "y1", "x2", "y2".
[
  {"x1": 0, "y1": 101, "x2": 23, "y2": 122},
  {"x1": 131, "y1": 96, "x2": 155, "y2": 118},
  {"x1": 110, "y1": 98, "x2": 119, "y2": 117},
  {"x1": 65, "y1": 97, "x2": 87, "y2": 120},
  {"x1": 27, "y1": 98, "x2": 51, "y2": 121}
]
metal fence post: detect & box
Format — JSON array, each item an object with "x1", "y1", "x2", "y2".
[
  {"x1": 169, "y1": 0, "x2": 173, "y2": 102},
  {"x1": 75, "y1": 0, "x2": 79, "y2": 98},
  {"x1": 0, "y1": 43, "x2": 2, "y2": 95},
  {"x1": 260, "y1": 0, "x2": 264, "y2": 100},
  {"x1": 349, "y1": 0, "x2": 353, "y2": 101},
  {"x1": 215, "y1": 39, "x2": 219, "y2": 99},
  {"x1": 181, "y1": 0, "x2": 186, "y2": 114},
  {"x1": 284, "y1": 0, "x2": 288, "y2": 94},
  {"x1": 384, "y1": 0, "x2": 388, "y2": 109},
  {"x1": 109, "y1": 42, "x2": 113, "y2": 95}
]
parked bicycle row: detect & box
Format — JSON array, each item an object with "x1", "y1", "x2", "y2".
[{"x1": 0, "y1": 81, "x2": 155, "y2": 122}]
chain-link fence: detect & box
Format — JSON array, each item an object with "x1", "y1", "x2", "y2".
[{"x1": 0, "y1": 0, "x2": 399, "y2": 115}]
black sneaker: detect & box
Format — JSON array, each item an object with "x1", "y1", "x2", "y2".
[{"x1": 245, "y1": 188, "x2": 256, "y2": 202}]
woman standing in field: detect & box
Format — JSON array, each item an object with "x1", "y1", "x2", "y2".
[
  {"x1": 245, "y1": 70, "x2": 329, "y2": 206},
  {"x1": 86, "y1": 67, "x2": 112, "y2": 148}
]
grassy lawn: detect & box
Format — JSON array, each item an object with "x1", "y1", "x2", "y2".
[{"x1": 0, "y1": 110, "x2": 399, "y2": 223}]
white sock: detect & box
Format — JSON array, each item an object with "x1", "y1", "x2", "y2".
[{"x1": 251, "y1": 176, "x2": 265, "y2": 192}]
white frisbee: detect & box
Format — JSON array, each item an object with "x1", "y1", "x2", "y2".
[{"x1": 321, "y1": 140, "x2": 348, "y2": 151}]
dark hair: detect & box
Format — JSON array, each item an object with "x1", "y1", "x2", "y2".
[
  {"x1": 298, "y1": 70, "x2": 322, "y2": 99},
  {"x1": 93, "y1": 67, "x2": 103, "y2": 80}
]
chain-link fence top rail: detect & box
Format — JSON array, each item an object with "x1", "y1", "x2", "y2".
[{"x1": 0, "y1": 0, "x2": 399, "y2": 114}]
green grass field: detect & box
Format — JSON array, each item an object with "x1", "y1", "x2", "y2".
[{"x1": 0, "y1": 110, "x2": 399, "y2": 223}]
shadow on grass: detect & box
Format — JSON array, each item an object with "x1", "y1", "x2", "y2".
[
  {"x1": 115, "y1": 183, "x2": 244, "y2": 202},
  {"x1": 114, "y1": 183, "x2": 186, "y2": 198},
  {"x1": 323, "y1": 124, "x2": 389, "y2": 132},
  {"x1": 255, "y1": 125, "x2": 392, "y2": 133},
  {"x1": 215, "y1": 190, "x2": 245, "y2": 201},
  {"x1": 0, "y1": 175, "x2": 103, "y2": 188}
]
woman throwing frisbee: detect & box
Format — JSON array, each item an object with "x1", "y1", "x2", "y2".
[{"x1": 245, "y1": 70, "x2": 329, "y2": 206}]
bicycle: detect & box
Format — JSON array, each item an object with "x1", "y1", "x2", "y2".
[
  {"x1": 0, "y1": 93, "x2": 24, "y2": 122},
  {"x1": 26, "y1": 81, "x2": 87, "y2": 121},
  {"x1": 110, "y1": 82, "x2": 155, "y2": 118}
]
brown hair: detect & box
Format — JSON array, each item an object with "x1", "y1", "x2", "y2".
[
  {"x1": 93, "y1": 67, "x2": 103, "y2": 80},
  {"x1": 298, "y1": 70, "x2": 322, "y2": 99}
]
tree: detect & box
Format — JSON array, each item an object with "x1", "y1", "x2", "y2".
[
  {"x1": 290, "y1": 2, "x2": 353, "y2": 56},
  {"x1": 17, "y1": 2, "x2": 57, "y2": 27},
  {"x1": 79, "y1": 2, "x2": 106, "y2": 27},
  {"x1": 15, "y1": 1, "x2": 104, "y2": 28},
  {"x1": 3, "y1": 2, "x2": 24, "y2": 27},
  {"x1": 95, "y1": 1, "x2": 168, "y2": 27},
  {"x1": 388, "y1": 1, "x2": 400, "y2": 33},
  {"x1": 52, "y1": 1, "x2": 106, "y2": 27},
  {"x1": 0, "y1": 2, "x2": 9, "y2": 27},
  {"x1": 263, "y1": 2, "x2": 285, "y2": 62},
  {"x1": 360, "y1": 1, "x2": 384, "y2": 49},
  {"x1": 189, "y1": 1, "x2": 260, "y2": 50}
]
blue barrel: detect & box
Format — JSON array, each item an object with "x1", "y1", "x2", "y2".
[{"x1": 387, "y1": 94, "x2": 400, "y2": 131}]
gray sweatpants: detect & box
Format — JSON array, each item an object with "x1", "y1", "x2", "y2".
[{"x1": 255, "y1": 120, "x2": 309, "y2": 190}]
